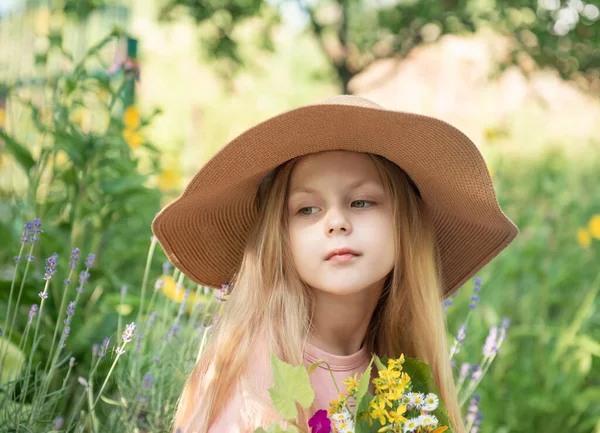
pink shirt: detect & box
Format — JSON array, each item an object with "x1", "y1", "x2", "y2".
[{"x1": 183, "y1": 340, "x2": 376, "y2": 433}]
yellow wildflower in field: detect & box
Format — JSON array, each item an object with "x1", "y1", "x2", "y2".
[
  {"x1": 577, "y1": 228, "x2": 591, "y2": 248},
  {"x1": 123, "y1": 105, "x2": 141, "y2": 129},
  {"x1": 0, "y1": 107, "x2": 6, "y2": 127},
  {"x1": 588, "y1": 214, "x2": 600, "y2": 239},
  {"x1": 158, "y1": 168, "x2": 182, "y2": 191},
  {"x1": 123, "y1": 128, "x2": 144, "y2": 149}
]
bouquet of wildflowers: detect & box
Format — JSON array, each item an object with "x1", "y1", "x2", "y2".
[{"x1": 254, "y1": 352, "x2": 451, "y2": 433}]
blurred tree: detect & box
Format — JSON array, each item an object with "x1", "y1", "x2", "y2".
[{"x1": 159, "y1": 0, "x2": 600, "y2": 94}]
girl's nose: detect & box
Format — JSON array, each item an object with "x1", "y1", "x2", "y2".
[{"x1": 325, "y1": 207, "x2": 352, "y2": 236}]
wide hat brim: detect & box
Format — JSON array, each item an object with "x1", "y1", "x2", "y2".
[{"x1": 152, "y1": 95, "x2": 519, "y2": 299}]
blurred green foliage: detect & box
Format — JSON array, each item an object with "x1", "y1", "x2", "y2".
[
  {"x1": 159, "y1": 0, "x2": 600, "y2": 93},
  {"x1": 446, "y1": 147, "x2": 600, "y2": 432},
  {"x1": 0, "y1": 27, "x2": 168, "y2": 404}
]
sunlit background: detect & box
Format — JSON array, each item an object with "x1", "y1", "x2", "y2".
[{"x1": 0, "y1": 0, "x2": 599, "y2": 432}]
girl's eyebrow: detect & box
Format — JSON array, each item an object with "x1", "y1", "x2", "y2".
[{"x1": 288, "y1": 178, "x2": 380, "y2": 197}]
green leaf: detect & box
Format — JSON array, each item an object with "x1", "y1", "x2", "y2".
[
  {"x1": 401, "y1": 358, "x2": 451, "y2": 429},
  {"x1": 0, "y1": 337, "x2": 26, "y2": 385},
  {"x1": 267, "y1": 352, "x2": 315, "y2": 420},
  {"x1": 307, "y1": 360, "x2": 326, "y2": 374},
  {"x1": 354, "y1": 355, "x2": 374, "y2": 420},
  {"x1": 0, "y1": 130, "x2": 36, "y2": 174}
]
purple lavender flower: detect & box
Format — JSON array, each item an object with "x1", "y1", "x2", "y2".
[
  {"x1": 14, "y1": 256, "x2": 22, "y2": 262},
  {"x1": 0, "y1": 327, "x2": 3, "y2": 337},
  {"x1": 39, "y1": 291, "x2": 48, "y2": 300},
  {"x1": 146, "y1": 311, "x2": 158, "y2": 328},
  {"x1": 85, "y1": 253, "x2": 95, "y2": 268},
  {"x1": 471, "y1": 364, "x2": 483, "y2": 382},
  {"x1": 77, "y1": 377, "x2": 89, "y2": 388},
  {"x1": 473, "y1": 277, "x2": 482, "y2": 287},
  {"x1": 60, "y1": 326, "x2": 71, "y2": 348},
  {"x1": 455, "y1": 324, "x2": 467, "y2": 344},
  {"x1": 29, "y1": 219, "x2": 42, "y2": 243},
  {"x1": 99, "y1": 337, "x2": 110, "y2": 357},
  {"x1": 69, "y1": 357, "x2": 76, "y2": 367},
  {"x1": 52, "y1": 416, "x2": 65, "y2": 430},
  {"x1": 142, "y1": 373, "x2": 155, "y2": 390},
  {"x1": 20, "y1": 221, "x2": 34, "y2": 244},
  {"x1": 164, "y1": 324, "x2": 181, "y2": 343},
  {"x1": 116, "y1": 347, "x2": 125, "y2": 356},
  {"x1": 482, "y1": 326, "x2": 499, "y2": 358},
  {"x1": 77, "y1": 270, "x2": 90, "y2": 291},
  {"x1": 154, "y1": 278, "x2": 164, "y2": 292},
  {"x1": 92, "y1": 344, "x2": 99, "y2": 357},
  {"x1": 69, "y1": 248, "x2": 81, "y2": 270},
  {"x1": 28, "y1": 304, "x2": 39, "y2": 323},
  {"x1": 459, "y1": 363, "x2": 470, "y2": 381},
  {"x1": 64, "y1": 301, "x2": 76, "y2": 325},
  {"x1": 121, "y1": 285, "x2": 127, "y2": 297},
  {"x1": 122, "y1": 322, "x2": 136, "y2": 344},
  {"x1": 162, "y1": 261, "x2": 171, "y2": 275},
  {"x1": 465, "y1": 394, "x2": 481, "y2": 425},
  {"x1": 26, "y1": 254, "x2": 35, "y2": 263}
]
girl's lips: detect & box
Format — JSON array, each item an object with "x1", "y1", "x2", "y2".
[{"x1": 326, "y1": 253, "x2": 359, "y2": 263}]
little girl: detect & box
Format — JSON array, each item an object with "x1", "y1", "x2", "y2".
[{"x1": 151, "y1": 95, "x2": 519, "y2": 433}]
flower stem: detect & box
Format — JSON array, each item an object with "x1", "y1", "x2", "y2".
[{"x1": 91, "y1": 345, "x2": 125, "y2": 410}]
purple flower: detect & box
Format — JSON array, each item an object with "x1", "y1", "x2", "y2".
[
  {"x1": 99, "y1": 337, "x2": 110, "y2": 357},
  {"x1": 162, "y1": 261, "x2": 171, "y2": 275},
  {"x1": 78, "y1": 270, "x2": 90, "y2": 289},
  {"x1": 122, "y1": 322, "x2": 136, "y2": 344},
  {"x1": 77, "y1": 377, "x2": 89, "y2": 388},
  {"x1": 455, "y1": 324, "x2": 468, "y2": 344},
  {"x1": 64, "y1": 278, "x2": 71, "y2": 284},
  {"x1": 28, "y1": 304, "x2": 39, "y2": 323},
  {"x1": 28, "y1": 219, "x2": 42, "y2": 243},
  {"x1": 459, "y1": 363, "x2": 470, "y2": 381},
  {"x1": 121, "y1": 285, "x2": 127, "y2": 297},
  {"x1": 164, "y1": 324, "x2": 181, "y2": 343},
  {"x1": 52, "y1": 416, "x2": 65, "y2": 430},
  {"x1": 20, "y1": 221, "x2": 34, "y2": 244},
  {"x1": 92, "y1": 344, "x2": 99, "y2": 357},
  {"x1": 471, "y1": 364, "x2": 483, "y2": 382},
  {"x1": 142, "y1": 373, "x2": 155, "y2": 390},
  {"x1": 69, "y1": 248, "x2": 81, "y2": 270},
  {"x1": 14, "y1": 256, "x2": 22, "y2": 263},
  {"x1": 482, "y1": 326, "x2": 499, "y2": 358},
  {"x1": 0, "y1": 327, "x2": 3, "y2": 337},
  {"x1": 116, "y1": 347, "x2": 125, "y2": 356},
  {"x1": 466, "y1": 394, "x2": 481, "y2": 424},
  {"x1": 39, "y1": 291, "x2": 48, "y2": 300},
  {"x1": 61, "y1": 326, "x2": 71, "y2": 348},
  {"x1": 69, "y1": 357, "x2": 76, "y2": 367},
  {"x1": 473, "y1": 277, "x2": 482, "y2": 286},
  {"x1": 154, "y1": 278, "x2": 164, "y2": 292},
  {"x1": 64, "y1": 301, "x2": 76, "y2": 325},
  {"x1": 146, "y1": 311, "x2": 158, "y2": 328},
  {"x1": 26, "y1": 254, "x2": 35, "y2": 263},
  {"x1": 308, "y1": 409, "x2": 331, "y2": 433},
  {"x1": 85, "y1": 253, "x2": 95, "y2": 268}
]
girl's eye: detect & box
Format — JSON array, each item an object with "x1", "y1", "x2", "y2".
[
  {"x1": 298, "y1": 206, "x2": 319, "y2": 215},
  {"x1": 352, "y1": 200, "x2": 373, "y2": 208}
]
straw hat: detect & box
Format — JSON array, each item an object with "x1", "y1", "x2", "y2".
[{"x1": 151, "y1": 95, "x2": 519, "y2": 298}]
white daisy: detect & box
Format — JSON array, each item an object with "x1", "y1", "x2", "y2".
[
  {"x1": 422, "y1": 393, "x2": 439, "y2": 412},
  {"x1": 403, "y1": 417, "x2": 422, "y2": 432},
  {"x1": 411, "y1": 392, "x2": 426, "y2": 409}
]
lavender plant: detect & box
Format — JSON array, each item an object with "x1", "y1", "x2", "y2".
[{"x1": 0, "y1": 219, "x2": 221, "y2": 432}]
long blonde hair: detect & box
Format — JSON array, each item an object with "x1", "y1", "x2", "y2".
[{"x1": 172, "y1": 151, "x2": 466, "y2": 433}]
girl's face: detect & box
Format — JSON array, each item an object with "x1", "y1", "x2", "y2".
[{"x1": 287, "y1": 151, "x2": 395, "y2": 296}]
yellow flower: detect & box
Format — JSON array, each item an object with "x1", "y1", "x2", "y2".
[
  {"x1": 588, "y1": 215, "x2": 600, "y2": 240},
  {"x1": 158, "y1": 168, "x2": 182, "y2": 192},
  {"x1": 369, "y1": 398, "x2": 389, "y2": 426},
  {"x1": 386, "y1": 403, "x2": 408, "y2": 424},
  {"x1": 577, "y1": 228, "x2": 591, "y2": 248},
  {"x1": 343, "y1": 373, "x2": 360, "y2": 395},
  {"x1": 123, "y1": 128, "x2": 144, "y2": 149},
  {"x1": 161, "y1": 275, "x2": 210, "y2": 314},
  {"x1": 388, "y1": 354, "x2": 404, "y2": 369},
  {"x1": 0, "y1": 108, "x2": 6, "y2": 127},
  {"x1": 69, "y1": 108, "x2": 88, "y2": 127},
  {"x1": 123, "y1": 105, "x2": 141, "y2": 129}
]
